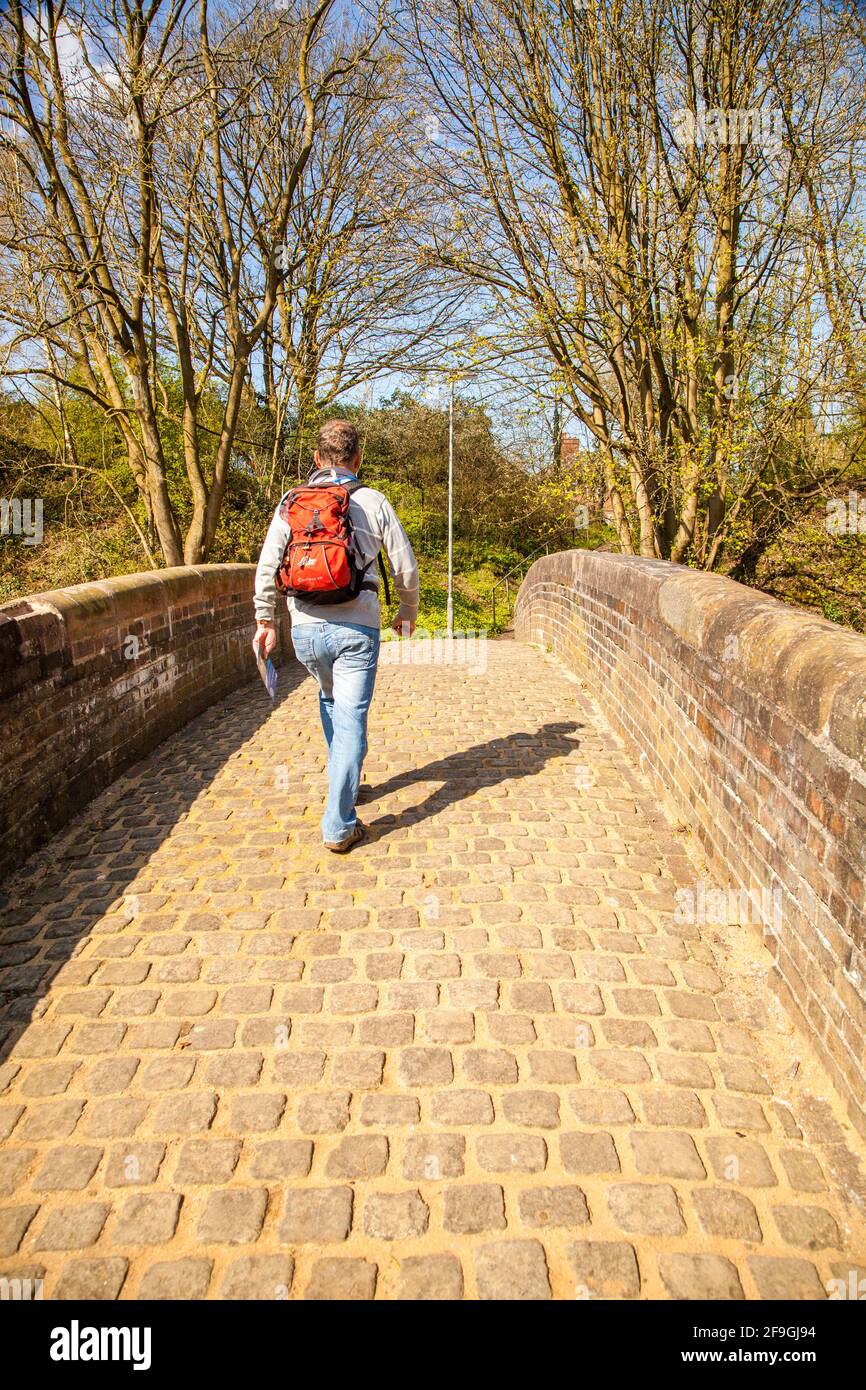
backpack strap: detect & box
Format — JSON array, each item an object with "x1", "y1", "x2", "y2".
[
  {"x1": 356, "y1": 554, "x2": 390, "y2": 604},
  {"x1": 377, "y1": 552, "x2": 391, "y2": 606}
]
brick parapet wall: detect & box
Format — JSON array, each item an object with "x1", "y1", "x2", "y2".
[
  {"x1": 0, "y1": 565, "x2": 291, "y2": 878},
  {"x1": 515, "y1": 551, "x2": 866, "y2": 1135}
]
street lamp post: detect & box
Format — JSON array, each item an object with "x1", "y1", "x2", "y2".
[
  {"x1": 447, "y1": 378, "x2": 454, "y2": 637},
  {"x1": 442, "y1": 324, "x2": 477, "y2": 639}
]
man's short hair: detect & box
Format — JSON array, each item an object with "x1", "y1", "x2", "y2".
[{"x1": 316, "y1": 419, "x2": 360, "y2": 470}]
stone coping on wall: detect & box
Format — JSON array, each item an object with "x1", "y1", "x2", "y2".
[{"x1": 0, "y1": 564, "x2": 292, "y2": 878}]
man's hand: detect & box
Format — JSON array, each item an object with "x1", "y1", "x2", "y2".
[
  {"x1": 391, "y1": 618, "x2": 416, "y2": 639},
  {"x1": 253, "y1": 620, "x2": 277, "y2": 658}
]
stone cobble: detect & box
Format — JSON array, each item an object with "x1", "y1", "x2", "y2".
[{"x1": 1, "y1": 638, "x2": 865, "y2": 1299}]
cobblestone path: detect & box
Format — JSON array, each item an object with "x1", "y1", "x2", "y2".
[{"x1": 1, "y1": 638, "x2": 865, "y2": 1300}]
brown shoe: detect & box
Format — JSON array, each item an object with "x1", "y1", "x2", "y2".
[{"x1": 324, "y1": 821, "x2": 366, "y2": 853}]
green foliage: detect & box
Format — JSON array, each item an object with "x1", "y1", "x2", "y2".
[
  {"x1": 750, "y1": 508, "x2": 866, "y2": 633},
  {"x1": 2, "y1": 381, "x2": 861, "y2": 638},
  {"x1": 0, "y1": 400, "x2": 147, "y2": 599}
]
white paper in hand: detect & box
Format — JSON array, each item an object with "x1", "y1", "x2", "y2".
[{"x1": 255, "y1": 647, "x2": 278, "y2": 699}]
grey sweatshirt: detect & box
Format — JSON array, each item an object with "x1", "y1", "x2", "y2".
[{"x1": 253, "y1": 470, "x2": 420, "y2": 629}]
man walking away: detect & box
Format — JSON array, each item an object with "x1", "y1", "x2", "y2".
[{"x1": 253, "y1": 420, "x2": 419, "y2": 851}]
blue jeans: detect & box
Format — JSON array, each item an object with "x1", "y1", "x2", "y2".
[{"x1": 290, "y1": 621, "x2": 380, "y2": 842}]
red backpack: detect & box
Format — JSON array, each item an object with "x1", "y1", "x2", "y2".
[{"x1": 274, "y1": 477, "x2": 390, "y2": 605}]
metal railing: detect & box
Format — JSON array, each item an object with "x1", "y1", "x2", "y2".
[{"x1": 490, "y1": 541, "x2": 552, "y2": 629}]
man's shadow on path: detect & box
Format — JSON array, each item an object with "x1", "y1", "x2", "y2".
[
  {"x1": 0, "y1": 696, "x2": 579, "y2": 1066},
  {"x1": 363, "y1": 720, "x2": 584, "y2": 836}
]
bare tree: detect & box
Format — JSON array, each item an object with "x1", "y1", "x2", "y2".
[
  {"x1": 0, "y1": 0, "x2": 402, "y2": 563},
  {"x1": 228, "y1": 35, "x2": 463, "y2": 488},
  {"x1": 403, "y1": 0, "x2": 866, "y2": 568}
]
